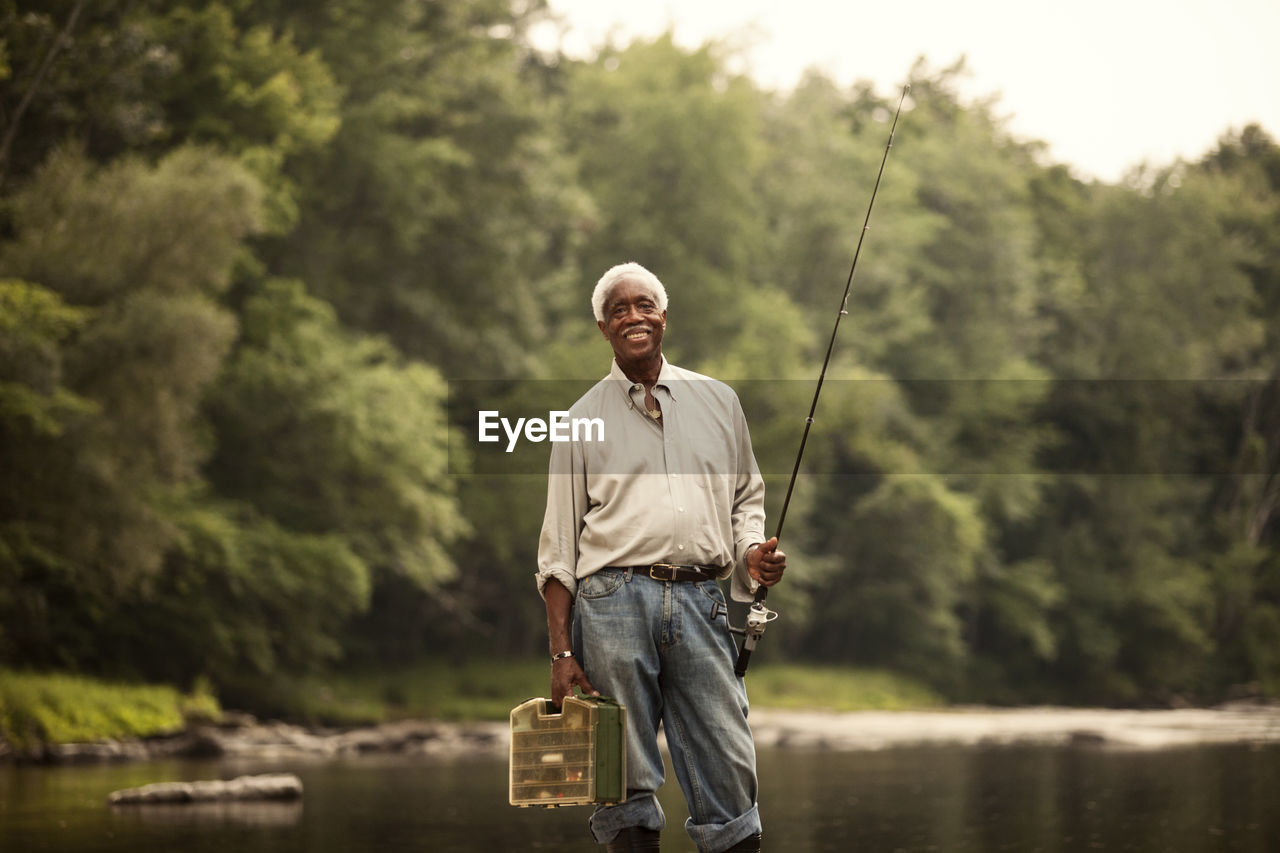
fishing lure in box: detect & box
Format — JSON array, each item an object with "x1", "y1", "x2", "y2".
[{"x1": 509, "y1": 695, "x2": 626, "y2": 807}]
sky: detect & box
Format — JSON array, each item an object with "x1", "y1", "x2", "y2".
[{"x1": 529, "y1": 0, "x2": 1279, "y2": 183}]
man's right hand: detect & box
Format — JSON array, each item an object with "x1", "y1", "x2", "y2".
[{"x1": 551, "y1": 657, "x2": 599, "y2": 708}]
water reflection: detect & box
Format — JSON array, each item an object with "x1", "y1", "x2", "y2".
[
  {"x1": 749, "y1": 744, "x2": 1280, "y2": 852},
  {"x1": 108, "y1": 800, "x2": 303, "y2": 827},
  {"x1": 1, "y1": 744, "x2": 1277, "y2": 852}
]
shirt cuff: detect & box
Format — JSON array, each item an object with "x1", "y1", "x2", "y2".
[
  {"x1": 731, "y1": 536, "x2": 764, "y2": 602},
  {"x1": 536, "y1": 565, "x2": 579, "y2": 601}
]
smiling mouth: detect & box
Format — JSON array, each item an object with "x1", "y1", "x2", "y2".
[{"x1": 624, "y1": 328, "x2": 651, "y2": 341}]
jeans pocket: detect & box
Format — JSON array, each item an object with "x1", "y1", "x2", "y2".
[
  {"x1": 694, "y1": 579, "x2": 726, "y2": 604},
  {"x1": 694, "y1": 580, "x2": 730, "y2": 624},
  {"x1": 579, "y1": 569, "x2": 626, "y2": 600}
]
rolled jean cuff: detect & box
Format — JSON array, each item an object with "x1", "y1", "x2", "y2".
[
  {"x1": 685, "y1": 802, "x2": 762, "y2": 853},
  {"x1": 589, "y1": 792, "x2": 665, "y2": 844}
]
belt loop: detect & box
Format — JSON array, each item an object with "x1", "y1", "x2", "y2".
[{"x1": 623, "y1": 567, "x2": 633, "y2": 582}]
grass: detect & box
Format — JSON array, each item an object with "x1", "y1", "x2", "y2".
[
  {"x1": 0, "y1": 670, "x2": 220, "y2": 751},
  {"x1": 746, "y1": 663, "x2": 944, "y2": 712},
  {"x1": 240, "y1": 659, "x2": 555, "y2": 726},
  {"x1": 0, "y1": 661, "x2": 942, "y2": 749},
  {"x1": 252, "y1": 660, "x2": 943, "y2": 725}
]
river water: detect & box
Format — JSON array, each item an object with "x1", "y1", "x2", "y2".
[{"x1": 2, "y1": 743, "x2": 1278, "y2": 852}]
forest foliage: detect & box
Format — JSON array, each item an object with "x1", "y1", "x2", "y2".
[{"x1": 2, "y1": 0, "x2": 1278, "y2": 706}]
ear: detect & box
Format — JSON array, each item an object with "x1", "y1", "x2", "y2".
[
  {"x1": 597, "y1": 319, "x2": 608, "y2": 339},
  {"x1": 660, "y1": 310, "x2": 667, "y2": 328}
]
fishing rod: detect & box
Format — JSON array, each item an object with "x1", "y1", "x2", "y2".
[{"x1": 732, "y1": 84, "x2": 910, "y2": 678}]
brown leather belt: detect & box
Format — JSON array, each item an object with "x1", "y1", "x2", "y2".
[{"x1": 611, "y1": 563, "x2": 720, "y2": 582}]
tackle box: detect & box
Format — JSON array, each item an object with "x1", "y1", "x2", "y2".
[{"x1": 509, "y1": 695, "x2": 626, "y2": 807}]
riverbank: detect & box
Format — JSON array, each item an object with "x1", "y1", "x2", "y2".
[
  {"x1": 7, "y1": 667, "x2": 1279, "y2": 763},
  {"x1": 9, "y1": 701, "x2": 1280, "y2": 764},
  {"x1": 0, "y1": 669, "x2": 220, "y2": 757},
  {"x1": 0, "y1": 662, "x2": 943, "y2": 752},
  {"x1": 748, "y1": 702, "x2": 1280, "y2": 750}
]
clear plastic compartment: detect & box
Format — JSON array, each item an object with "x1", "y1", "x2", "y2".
[{"x1": 509, "y1": 696, "x2": 625, "y2": 807}]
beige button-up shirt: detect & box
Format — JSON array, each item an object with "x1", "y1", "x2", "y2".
[{"x1": 537, "y1": 358, "x2": 767, "y2": 602}]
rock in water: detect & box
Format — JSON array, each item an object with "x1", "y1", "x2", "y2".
[{"x1": 108, "y1": 773, "x2": 303, "y2": 805}]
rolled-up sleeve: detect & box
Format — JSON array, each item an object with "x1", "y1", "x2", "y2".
[{"x1": 537, "y1": 430, "x2": 587, "y2": 600}]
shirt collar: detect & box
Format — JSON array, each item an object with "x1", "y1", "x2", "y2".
[{"x1": 609, "y1": 357, "x2": 678, "y2": 406}]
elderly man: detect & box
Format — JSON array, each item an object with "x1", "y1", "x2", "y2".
[{"x1": 537, "y1": 262, "x2": 786, "y2": 853}]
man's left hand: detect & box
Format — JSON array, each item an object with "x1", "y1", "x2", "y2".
[{"x1": 747, "y1": 537, "x2": 786, "y2": 587}]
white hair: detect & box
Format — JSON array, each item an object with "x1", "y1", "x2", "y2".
[{"x1": 591, "y1": 262, "x2": 668, "y2": 323}]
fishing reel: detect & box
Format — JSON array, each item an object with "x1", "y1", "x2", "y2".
[{"x1": 730, "y1": 599, "x2": 779, "y2": 678}]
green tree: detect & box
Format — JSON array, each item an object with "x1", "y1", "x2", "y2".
[
  {"x1": 756, "y1": 71, "x2": 934, "y2": 357},
  {"x1": 805, "y1": 474, "x2": 984, "y2": 684},
  {"x1": 556, "y1": 33, "x2": 769, "y2": 365},
  {"x1": 0, "y1": 146, "x2": 262, "y2": 670},
  {"x1": 0, "y1": 279, "x2": 93, "y2": 662},
  {"x1": 116, "y1": 500, "x2": 370, "y2": 687},
  {"x1": 1028, "y1": 160, "x2": 1263, "y2": 701},
  {"x1": 254, "y1": 0, "x2": 586, "y2": 379},
  {"x1": 0, "y1": 1, "x2": 340, "y2": 225},
  {"x1": 206, "y1": 278, "x2": 466, "y2": 662},
  {"x1": 1196, "y1": 126, "x2": 1280, "y2": 695},
  {"x1": 753, "y1": 63, "x2": 1060, "y2": 692}
]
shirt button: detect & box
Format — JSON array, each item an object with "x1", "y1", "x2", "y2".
[
  {"x1": 678, "y1": 507, "x2": 685, "y2": 512},
  {"x1": 671, "y1": 473, "x2": 679, "y2": 478},
  {"x1": 678, "y1": 544, "x2": 685, "y2": 550}
]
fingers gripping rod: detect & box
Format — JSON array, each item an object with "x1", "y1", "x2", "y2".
[{"x1": 733, "y1": 84, "x2": 910, "y2": 679}]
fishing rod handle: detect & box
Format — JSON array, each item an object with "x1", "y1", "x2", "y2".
[
  {"x1": 733, "y1": 543, "x2": 777, "y2": 676},
  {"x1": 734, "y1": 638, "x2": 756, "y2": 678}
]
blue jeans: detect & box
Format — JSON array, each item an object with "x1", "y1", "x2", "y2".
[{"x1": 573, "y1": 568, "x2": 762, "y2": 852}]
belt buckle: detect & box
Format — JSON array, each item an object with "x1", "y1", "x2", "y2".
[{"x1": 649, "y1": 563, "x2": 678, "y2": 581}]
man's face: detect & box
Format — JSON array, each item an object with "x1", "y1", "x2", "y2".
[{"x1": 597, "y1": 278, "x2": 666, "y2": 365}]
